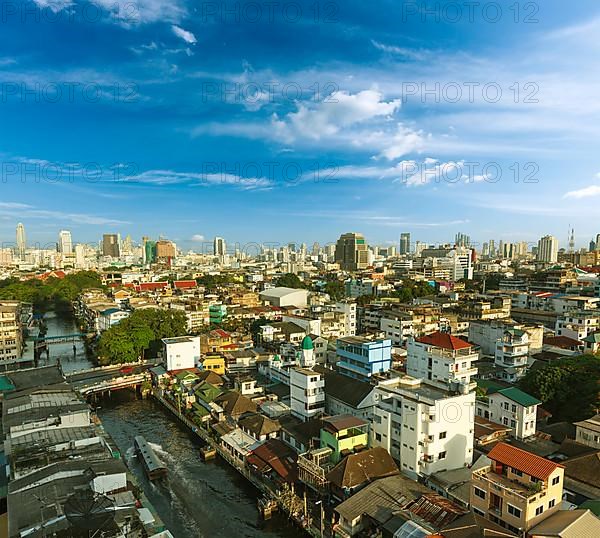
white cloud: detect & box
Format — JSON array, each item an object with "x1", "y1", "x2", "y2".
[
  {"x1": 191, "y1": 234, "x2": 205, "y2": 241},
  {"x1": 371, "y1": 40, "x2": 430, "y2": 61},
  {"x1": 272, "y1": 90, "x2": 401, "y2": 143},
  {"x1": 564, "y1": 185, "x2": 600, "y2": 199},
  {"x1": 31, "y1": 0, "x2": 73, "y2": 13},
  {"x1": 172, "y1": 25, "x2": 197, "y2": 44}
]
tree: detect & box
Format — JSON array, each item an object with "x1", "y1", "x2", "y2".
[
  {"x1": 519, "y1": 355, "x2": 600, "y2": 422},
  {"x1": 97, "y1": 308, "x2": 187, "y2": 365},
  {"x1": 275, "y1": 273, "x2": 306, "y2": 289},
  {"x1": 324, "y1": 280, "x2": 345, "y2": 301}
]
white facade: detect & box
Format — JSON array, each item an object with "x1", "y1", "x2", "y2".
[
  {"x1": 290, "y1": 367, "x2": 325, "y2": 422},
  {"x1": 371, "y1": 377, "x2": 475, "y2": 479},
  {"x1": 555, "y1": 312, "x2": 600, "y2": 341},
  {"x1": 58, "y1": 230, "x2": 73, "y2": 255},
  {"x1": 406, "y1": 335, "x2": 478, "y2": 394},
  {"x1": 494, "y1": 329, "x2": 530, "y2": 382},
  {"x1": 537, "y1": 235, "x2": 559, "y2": 263},
  {"x1": 162, "y1": 336, "x2": 201, "y2": 371},
  {"x1": 475, "y1": 390, "x2": 539, "y2": 440},
  {"x1": 574, "y1": 415, "x2": 600, "y2": 450},
  {"x1": 335, "y1": 301, "x2": 357, "y2": 336},
  {"x1": 259, "y1": 287, "x2": 308, "y2": 307}
]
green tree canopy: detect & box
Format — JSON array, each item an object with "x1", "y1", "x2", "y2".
[
  {"x1": 275, "y1": 273, "x2": 306, "y2": 289},
  {"x1": 519, "y1": 355, "x2": 600, "y2": 422},
  {"x1": 97, "y1": 308, "x2": 187, "y2": 365}
]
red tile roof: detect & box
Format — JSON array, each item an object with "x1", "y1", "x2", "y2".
[
  {"x1": 174, "y1": 280, "x2": 197, "y2": 289},
  {"x1": 416, "y1": 331, "x2": 472, "y2": 350},
  {"x1": 487, "y1": 442, "x2": 564, "y2": 480},
  {"x1": 137, "y1": 281, "x2": 169, "y2": 291}
]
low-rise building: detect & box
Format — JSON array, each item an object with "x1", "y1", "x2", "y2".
[
  {"x1": 471, "y1": 442, "x2": 564, "y2": 534},
  {"x1": 476, "y1": 386, "x2": 540, "y2": 440},
  {"x1": 162, "y1": 336, "x2": 201, "y2": 371},
  {"x1": 336, "y1": 336, "x2": 392, "y2": 381}
]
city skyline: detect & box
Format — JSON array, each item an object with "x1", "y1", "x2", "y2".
[{"x1": 1, "y1": 0, "x2": 600, "y2": 245}]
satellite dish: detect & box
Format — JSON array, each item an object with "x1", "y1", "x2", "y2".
[{"x1": 64, "y1": 490, "x2": 115, "y2": 531}]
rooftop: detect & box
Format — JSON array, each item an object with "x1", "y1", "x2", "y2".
[
  {"x1": 487, "y1": 442, "x2": 563, "y2": 480},
  {"x1": 416, "y1": 331, "x2": 473, "y2": 351}
]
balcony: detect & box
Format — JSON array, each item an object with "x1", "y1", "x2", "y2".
[{"x1": 473, "y1": 468, "x2": 544, "y2": 501}]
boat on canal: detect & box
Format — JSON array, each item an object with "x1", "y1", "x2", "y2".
[{"x1": 134, "y1": 435, "x2": 167, "y2": 480}]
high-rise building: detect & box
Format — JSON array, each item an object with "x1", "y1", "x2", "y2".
[
  {"x1": 102, "y1": 234, "x2": 120, "y2": 258},
  {"x1": 58, "y1": 230, "x2": 73, "y2": 255},
  {"x1": 537, "y1": 235, "x2": 559, "y2": 263},
  {"x1": 335, "y1": 232, "x2": 368, "y2": 271},
  {"x1": 143, "y1": 238, "x2": 157, "y2": 264},
  {"x1": 489, "y1": 239, "x2": 496, "y2": 257},
  {"x1": 213, "y1": 237, "x2": 226, "y2": 257},
  {"x1": 400, "y1": 232, "x2": 411, "y2": 255},
  {"x1": 596, "y1": 233, "x2": 600, "y2": 252},
  {"x1": 156, "y1": 239, "x2": 176, "y2": 260},
  {"x1": 455, "y1": 232, "x2": 470, "y2": 247},
  {"x1": 16, "y1": 223, "x2": 26, "y2": 260}
]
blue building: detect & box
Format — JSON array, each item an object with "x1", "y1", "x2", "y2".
[{"x1": 336, "y1": 336, "x2": 392, "y2": 380}]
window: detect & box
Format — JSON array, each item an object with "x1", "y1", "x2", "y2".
[
  {"x1": 504, "y1": 402, "x2": 510, "y2": 410},
  {"x1": 473, "y1": 507, "x2": 485, "y2": 516},
  {"x1": 473, "y1": 487, "x2": 486, "y2": 500},
  {"x1": 507, "y1": 505, "x2": 522, "y2": 518},
  {"x1": 535, "y1": 506, "x2": 544, "y2": 516},
  {"x1": 503, "y1": 417, "x2": 509, "y2": 426},
  {"x1": 552, "y1": 476, "x2": 560, "y2": 486},
  {"x1": 438, "y1": 451, "x2": 446, "y2": 460},
  {"x1": 510, "y1": 420, "x2": 516, "y2": 428},
  {"x1": 375, "y1": 433, "x2": 382, "y2": 442},
  {"x1": 512, "y1": 468, "x2": 523, "y2": 477},
  {"x1": 548, "y1": 499, "x2": 556, "y2": 508},
  {"x1": 439, "y1": 431, "x2": 447, "y2": 439},
  {"x1": 511, "y1": 404, "x2": 517, "y2": 412}
]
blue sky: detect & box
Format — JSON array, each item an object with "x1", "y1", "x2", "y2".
[{"x1": 1, "y1": 0, "x2": 599, "y2": 250}]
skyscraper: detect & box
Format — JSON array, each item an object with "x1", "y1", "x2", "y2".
[
  {"x1": 16, "y1": 223, "x2": 26, "y2": 260},
  {"x1": 102, "y1": 234, "x2": 120, "y2": 258},
  {"x1": 213, "y1": 237, "x2": 226, "y2": 256},
  {"x1": 400, "y1": 232, "x2": 411, "y2": 255},
  {"x1": 58, "y1": 230, "x2": 73, "y2": 255},
  {"x1": 596, "y1": 234, "x2": 600, "y2": 252},
  {"x1": 335, "y1": 232, "x2": 368, "y2": 271},
  {"x1": 455, "y1": 232, "x2": 470, "y2": 248},
  {"x1": 537, "y1": 235, "x2": 559, "y2": 263}
]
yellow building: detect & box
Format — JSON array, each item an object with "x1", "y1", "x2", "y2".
[
  {"x1": 201, "y1": 353, "x2": 226, "y2": 376},
  {"x1": 319, "y1": 415, "x2": 369, "y2": 464},
  {"x1": 471, "y1": 442, "x2": 564, "y2": 535}
]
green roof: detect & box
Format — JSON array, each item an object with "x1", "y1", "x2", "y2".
[
  {"x1": 580, "y1": 500, "x2": 600, "y2": 516},
  {"x1": 301, "y1": 335, "x2": 314, "y2": 350},
  {"x1": 0, "y1": 376, "x2": 15, "y2": 393},
  {"x1": 476, "y1": 379, "x2": 505, "y2": 394},
  {"x1": 497, "y1": 387, "x2": 541, "y2": 407}
]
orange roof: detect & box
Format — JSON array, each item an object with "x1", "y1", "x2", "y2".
[
  {"x1": 416, "y1": 331, "x2": 472, "y2": 350},
  {"x1": 487, "y1": 442, "x2": 563, "y2": 480}
]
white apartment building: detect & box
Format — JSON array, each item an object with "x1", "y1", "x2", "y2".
[
  {"x1": 537, "y1": 235, "x2": 559, "y2": 263},
  {"x1": 468, "y1": 320, "x2": 543, "y2": 356},
  {"x1": 380, "y1": 310, "x2": 441, "y2": 348},
  {"x1": 335, "y1": 301, "x2": 357, "y2": 336},
  {"x1": 290, "y1": 367, "x2": 325, "y2": 422},
  {"x1": 0, "y1": 301, "x2": 23, "y2": 363},
  {"x1": 371, "y1": 376, "x2": 475, "y2": 479},
  {"x1": 494, "y1": 328, "x2": 530, "y2": 382},
  {"x1": 574, "y1": 415, "x2": 600, "y2": 450},
  {"x1": 162, "y1": 336, "x2": 201, "y2": 371},
  {"x1": 555, "y1": 311, "x2": 600, "y2": 341},
  {"x1": 406, "y1": 332, "x2": 479, "y2": 394},
  {"x1": 475, "y1": 387, "x2": 540, "y2": 440}
]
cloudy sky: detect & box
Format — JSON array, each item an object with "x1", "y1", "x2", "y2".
[{"x1": 1, "y1": 0, "x2": 599, "y2": 249}]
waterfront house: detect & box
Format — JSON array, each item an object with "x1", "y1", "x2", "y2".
[
  {"x1": 238, "y1": 412, "x2": 281, "y2": 442},
  {"x1": 319, "y1": 415, "x2": 369, "y2": 464},
  {"x1": 333, "y1": 474, "x2": 430, "y2": 537},
  {"x1": 246, "y1": 439, "x2": 297, "y2": 487},
  {"x1": 214, "y1": 391, "x2": 258, "y2": 421},
  {"x1": 326, "y1": 446, "x2": 399, "y2": 501},
  {"x1": 220, "y1": 428, "x2": 260, "y2": 463}
]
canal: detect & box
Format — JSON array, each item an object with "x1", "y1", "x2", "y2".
[{"x1": 36, "y1": 311, "x2": 305, "y2": 538}]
